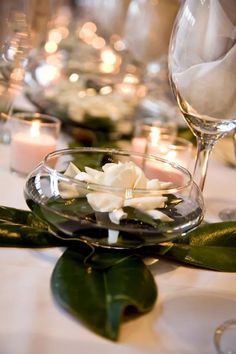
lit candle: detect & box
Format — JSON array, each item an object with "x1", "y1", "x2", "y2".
[
  {"x1": 10, "y1": 113, "x2": 60, "y2": 175},
  {"x1": 131, "y1": 126, "x2": 192, "y2": 169}
]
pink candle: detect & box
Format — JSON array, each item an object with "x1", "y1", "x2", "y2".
[
  {"x1": 10, "y1": 131, "x2": 56, "y2": 175},
  {"x1": 9, "y1": 115, "x2": 60, "y2": 175}
]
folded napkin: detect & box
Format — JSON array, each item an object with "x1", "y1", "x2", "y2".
[{"x1": 173, "y1": 0, "x2": 236, "y2": 120}]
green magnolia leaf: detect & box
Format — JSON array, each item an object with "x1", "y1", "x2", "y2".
[
  {"x1": 0, "y1": 222, "x2": 63, "y2": 247},
  {"x1": 85, "y1": 247, "x2": 134, "y2": 269},
  {"x1": 0, "y1": 205, "x2": 49, "y2": 230},
  {"x1": 150, "y1": 221, "x2": 236, "y2": 272},
  {"x1": 180, "y1": 221, "x2": 236, "y2": 247},
  {"x1": 0, "y1": 205, "x2": 62, "y2": 247},
  {"x1": 156, "y1": 243, "x2": 236, "y2": 272},
  {"x1": 51, "y1": 247, "x2": 157, "y2": 341}
]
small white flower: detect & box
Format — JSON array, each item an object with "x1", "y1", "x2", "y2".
[{"x1": 59, "y1": 161, "x2": 174, "y2": 227}]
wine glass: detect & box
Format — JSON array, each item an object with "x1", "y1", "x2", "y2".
[{"x1": 168, "y1": 0, "x2": 236, "y2": 191}]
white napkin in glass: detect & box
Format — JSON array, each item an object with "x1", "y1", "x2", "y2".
[{"x1": 173, "y1": 0, "x2": 236, "y2": 120}]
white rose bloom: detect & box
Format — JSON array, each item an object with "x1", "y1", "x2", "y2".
[{"x1": 59, "y1": 161, "x2": 173, "y2": 225}]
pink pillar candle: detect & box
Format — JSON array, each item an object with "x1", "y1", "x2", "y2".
[
  {"x1": 9, "y1": 113, "x2": 60, "y2": 175},
  {"x1": 10, "y1": 132, "x2": 56, "y2": 175}
]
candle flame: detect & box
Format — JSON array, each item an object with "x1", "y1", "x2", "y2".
[{"x1": 30, "y1": 120, "x2": 40, "y2": 138}]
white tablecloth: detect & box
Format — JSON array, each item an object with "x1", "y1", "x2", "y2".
[{"x1": 0, "y1": 139, "x2": 236, "y2": 354}]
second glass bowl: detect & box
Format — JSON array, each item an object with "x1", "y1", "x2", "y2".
[{"x1": 24, "y1": 147, "x2": 204, "y2": 248}]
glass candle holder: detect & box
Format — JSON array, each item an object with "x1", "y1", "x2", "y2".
[
  {"x1": 24, "y1": 147, "x2": 204, "y2": 248},
  {"x1": 131, "y1": 122, "x2": 193, "y2": 169},
  {"x1": 10, "y1": 112, "x2": 61, "y2": 176}
]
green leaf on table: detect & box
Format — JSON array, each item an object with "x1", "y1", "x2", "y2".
[
  {"x1": 179, "y1": 221, "x2": 236, "y2": 247},
  {"x1": 151, "y1": 221, "x2": 236, "y2": 272},
  {"x1": 51, "y1": 247, "x2": 157, "y2": 341},
  {"x1": 0, "y1": 205, "x2": 62, "y2": 247}
]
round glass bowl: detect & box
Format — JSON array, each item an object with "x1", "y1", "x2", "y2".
[{"x1": 24, "y1": 147, "x2": 204, "y2": 248}]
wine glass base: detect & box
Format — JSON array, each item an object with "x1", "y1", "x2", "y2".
[{"x1": 214, "y1": 319, "x2": 236, "y2": 354}]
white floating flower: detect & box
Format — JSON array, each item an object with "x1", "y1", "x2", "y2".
[{"x1": 59, "y1": 160, "x2": 174, "y2": 227}]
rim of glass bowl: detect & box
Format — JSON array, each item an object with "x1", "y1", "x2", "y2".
[
  {"x1": 41, "y1": 147, "x2": 194, "y2": 195},
  {"x1": 11, "y1": 112, "x2": 61, "y2": 127}
]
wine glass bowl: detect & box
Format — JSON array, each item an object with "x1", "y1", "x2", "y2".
[
  {"x1": 24, "y1": 147, "x2": 204, "y2": 249},
  {"x1": 168, "y1": 0, "x2": 236, "y2": 190}
]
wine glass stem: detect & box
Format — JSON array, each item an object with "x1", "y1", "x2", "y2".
[{"x1": 193, "y1": 137, "x2": 216, "y2": 191}]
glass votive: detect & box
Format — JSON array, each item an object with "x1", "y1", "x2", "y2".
[
  {"x1": 131, "y1": 123, "x2": 193, "y2": 169},
  {"x1": 134, "y1": 119, "x2": 177, "y2": 140},
  {"x1": 132, "y1": 119, "x2": 177, "y2": 153},
  {"x1": 9, "y1": 112, "x2": 61, "y2": 176}
]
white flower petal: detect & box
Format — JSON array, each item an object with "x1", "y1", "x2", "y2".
[
  {"x1": 64, "y1": 162, "x2": 81, "y2": 178},
  {"x1": 101, "y1": 161, "x2": 146, "y2": 188},
  {"x1": 124, "y1": 196, "x2": 167, "y2": 210},
  {"x1": 145, "y1": 209, "x2": 173, "y2": 221},
  {"x1": 85, "y1": 166, "x2": 103, "y2": 179},
  {"x1": 86, "y1": 192, "x2": 123, "y2": 212},
  {"x1": 75, "y1": 172, "x2": 97, "y2": 183},
  {"x1": 109, "y1": 208, "x2": 128, "y2": 224},
  {"x1": 58, "y1": 183, "x2": 81, "y2": 199},
  {"x1": 108, "y1": 229, "x2": 119, "y2": 244},
  {"x1": 133, "y1": 165, "x2": 147, "y2": 189},
  {"x1": 59, "y1": 163, "x2": 83, "y2": 198}
]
